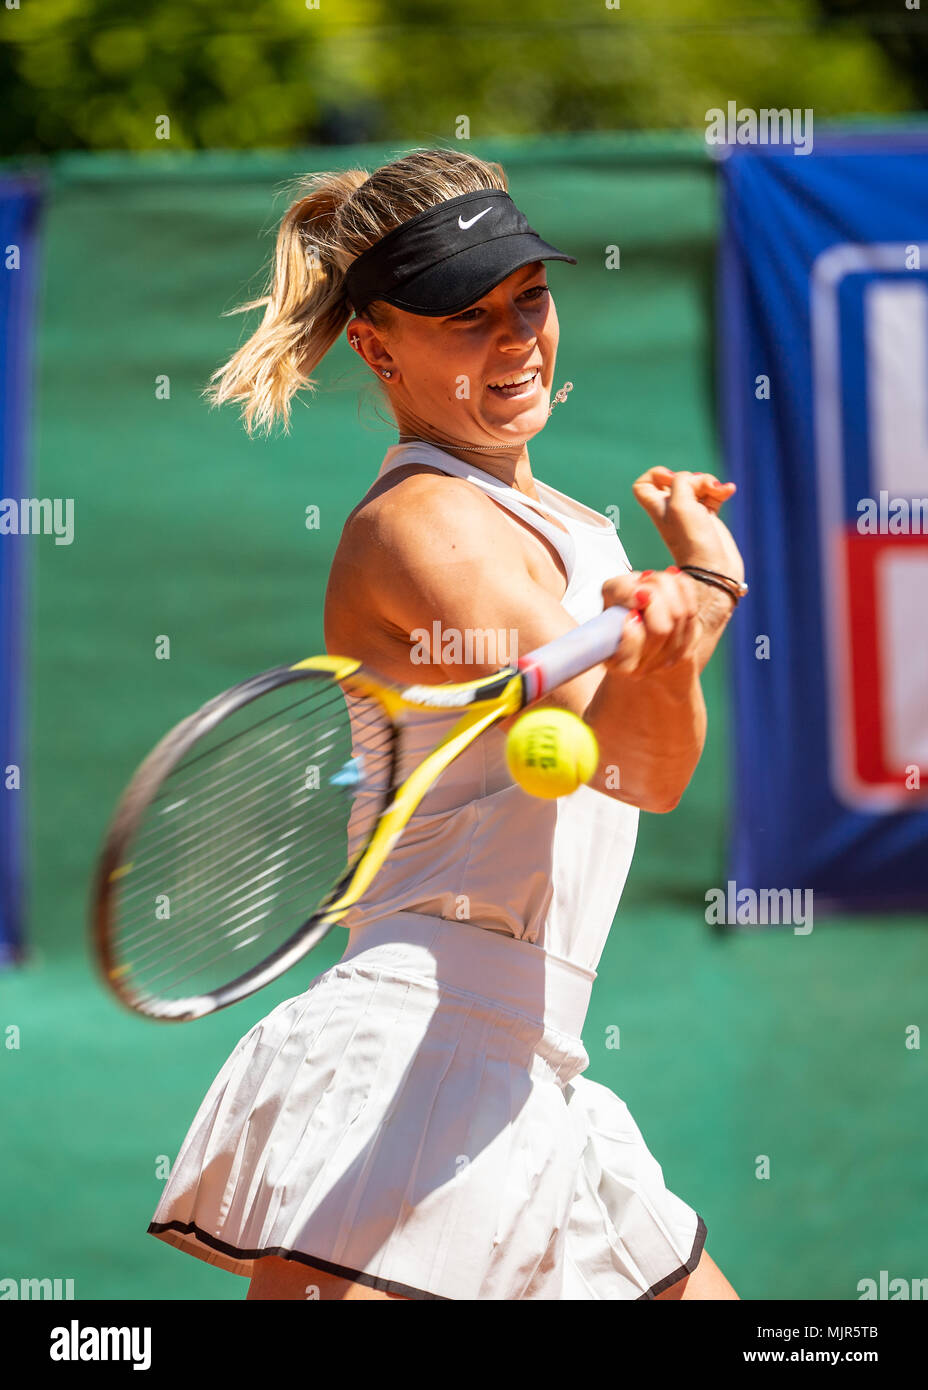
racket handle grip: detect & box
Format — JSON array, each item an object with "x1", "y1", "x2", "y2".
[{"x1": 518, "y1": 605, "x2": 629, "y2": 703}]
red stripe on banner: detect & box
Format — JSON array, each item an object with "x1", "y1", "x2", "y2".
[{"x1": 843, "y1": 528, "x2": 928, "y2": 791}]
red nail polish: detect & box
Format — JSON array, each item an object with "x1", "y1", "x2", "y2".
[
  {"x1": 666, "y1": 566, "x2": 681, "y2": 575},
  {"x1": 629, "y1": 611, "x2": 642, "y2": 624},
  {"x1": 634, "y1": 588, "x2": 651, "y2": 608},
  {"x1": 640, "y1": 570, "x2": 654, "y2": 579}
]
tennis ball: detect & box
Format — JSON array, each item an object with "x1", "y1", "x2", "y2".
[{"x1": 505, "y1": 709, "x2": 599, "y2": 799}]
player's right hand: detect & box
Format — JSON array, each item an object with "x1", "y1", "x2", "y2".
[{"x1": 601, "y1": 568, "x2": 702, "y2": 679}]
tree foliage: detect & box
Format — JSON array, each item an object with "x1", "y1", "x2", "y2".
[{"x1": 0, "y1": 0, "x2": 920, "y2": 156}]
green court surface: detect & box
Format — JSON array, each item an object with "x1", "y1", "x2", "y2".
[{"x1": 2, "y1": 135, "x2": 924, "y2": 1300}]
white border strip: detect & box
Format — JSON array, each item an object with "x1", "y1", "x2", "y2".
[{"x1": 810, "y1": 241, "x2": 928, "y2": 812}]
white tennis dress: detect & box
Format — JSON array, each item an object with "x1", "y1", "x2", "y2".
[{"x1": 148, "y1": 441, "x2": 707, "y2": 1300}]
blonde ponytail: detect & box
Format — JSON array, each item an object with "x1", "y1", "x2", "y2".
[{"x1": 204, "y1": 147, "x2": 509, "y2": 437}]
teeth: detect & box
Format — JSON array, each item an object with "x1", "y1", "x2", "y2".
[{"x1": 488, "y1": 369, "x2": 537, "y2": 389}]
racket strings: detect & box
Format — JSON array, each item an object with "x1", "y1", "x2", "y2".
[
  {"x1": 109, "y1": 679, "x2": 395, "y2": 1002},
  {"x1": 116, "y1": 722, "x2": 358, "y2": 928},
  {"x1": 119, "y1": 809, "x2": 367, "y2": 970},
  {"x1": 150, "y1": 684, "x2": 344, "y2": 787},
  {"x1": 131, "y1": 686, "x2": 359, "y2": 857},
  {"x1": 147, "y1": 684, "x2": 350, "y2": 810},
  {"x1": 118, "y1": 690, "x2": 389, "y2": 907},
  {"x1": 116, "y1": 773, "x2": 386, "y2": 981},
  {"x1": 118, "y1": 784, "x2": 387, "y2": 986},
  {"x1": 120, "y1": 714, "x2": 352, "y2": 901},
  {"x1": 128, "y1": 853, "x2": 365, "y2": 995},
  {"x1": 118, "y1": 775, "x2": 389, "y2": 998}
]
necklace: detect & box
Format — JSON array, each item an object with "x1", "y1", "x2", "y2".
[{"x1": 397, "y1": 433, "x2": 523, "y2": 455}]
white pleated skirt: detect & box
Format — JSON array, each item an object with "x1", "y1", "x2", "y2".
[{"x1": 148, "y1": 913, "x2": 706, "y2": 1299}]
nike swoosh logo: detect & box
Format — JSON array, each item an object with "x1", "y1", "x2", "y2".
[{"x1": 458, "y1": 207, "x2": 493, "y2": 230}]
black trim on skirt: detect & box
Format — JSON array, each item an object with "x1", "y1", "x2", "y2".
[
  {"x1": 638, "y1": 1215, "x2": 709, "y2": 1300},
  {"x1": 147, "y1": 1220, "x2": 449, "y2": 1300},
  {"x1": 150, "y1": 1212, "x2": 708, "y2": 1301}
]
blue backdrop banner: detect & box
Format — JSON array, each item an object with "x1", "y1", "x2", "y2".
[
  {"x1": 0, "y1": 177, "x2": 42, "y2": 965},
  {"x1": 719, "y1": 135, "x2": 928, "y2": 915}
]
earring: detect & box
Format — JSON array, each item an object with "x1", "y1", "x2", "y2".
[
  {"x1": 349, "y1": 336, "x2": 359, "y2": 348},
  {"x1": 381, "y1": 370, "x2": 392, "y2": 378},
  {"x1": 547, "y1": 381, "x2": 573, "y2": 416}
]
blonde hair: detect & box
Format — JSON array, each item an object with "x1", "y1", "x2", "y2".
[{"x1": 204, "y1": 146, "x2": 509, "y2": 437}]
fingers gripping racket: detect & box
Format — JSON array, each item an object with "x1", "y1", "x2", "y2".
[{"x1": 91, "y1": 606, "x2": 628, "y2": 1022}]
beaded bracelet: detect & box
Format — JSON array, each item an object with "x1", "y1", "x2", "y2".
[{"x1": 679, "y1": 565, "x2": 748, "y2": 605}]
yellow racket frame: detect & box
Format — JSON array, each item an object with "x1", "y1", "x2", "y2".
[{"x1": 290, "y1": 655, "x2": 524, "y2": 924}]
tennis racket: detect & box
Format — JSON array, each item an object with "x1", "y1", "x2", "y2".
[{"x1": 91, "y1": 605, "x2": 628, "y2": 1022}]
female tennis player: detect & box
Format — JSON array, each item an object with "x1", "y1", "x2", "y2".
[{"x1": 148, "y1": 147, "x2": 745, "y2": 1300}]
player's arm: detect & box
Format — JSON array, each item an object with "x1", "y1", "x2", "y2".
[
  {"x1": 341, "y1": 474, "x2": 705, "y2": 814},
  {"x1": 631, "y1": 467, "x2": 744, "y2": 672}
]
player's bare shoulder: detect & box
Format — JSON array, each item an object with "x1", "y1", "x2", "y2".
[
  {"x1": 332, "y1": 464, "x2": 512, "y2": 586},
  {"x1": 324, "y1": 464, "x2": 513, "y2": 663}
]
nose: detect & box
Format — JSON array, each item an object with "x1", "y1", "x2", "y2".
[{"x1": 491, "y1": 300, "x2": 539, "y2": 346}]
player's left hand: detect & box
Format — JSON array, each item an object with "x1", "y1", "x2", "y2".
[{"x1": 631, "y1": 467, "x2": 744, "y2": 584}]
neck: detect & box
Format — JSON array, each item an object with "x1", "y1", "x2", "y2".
[
  {"x1": 398, "y1": 434, "x2": 534, "y2": 489},
  {"x1": 393, "y1": 412, "x2": 536, "y2": 495}
]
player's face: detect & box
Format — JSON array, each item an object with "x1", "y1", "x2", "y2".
[{"x1": 372, "y1": 262, "x2": 559, "y2": 446}]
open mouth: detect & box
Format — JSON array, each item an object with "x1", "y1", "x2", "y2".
[{"x1": 486, "y1": 368, "x2": 541, "y2": 399}]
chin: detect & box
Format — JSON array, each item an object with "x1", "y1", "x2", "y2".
[{"x1": 480, "y1": 403, "x2": 548, "y2": 432}]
